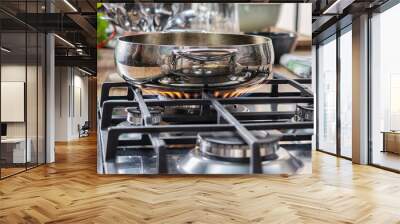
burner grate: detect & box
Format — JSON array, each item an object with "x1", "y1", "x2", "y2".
[{"x1": 98, "y1": 73, "x2": 314, "y2": 174}]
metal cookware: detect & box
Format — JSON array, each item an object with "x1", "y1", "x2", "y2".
[
  {"x1": 246, "y1": 32, "x2": 297, "y2": 64},
  {"x1": 115, "y1": 32, "x2": 274, "y2": 88}
]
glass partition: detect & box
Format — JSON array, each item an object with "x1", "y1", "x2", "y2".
[
  {"x1": 0, "y1": 1, "x2": 46, "y2": 179},
  {"x1": 38, "y1": 32, "x2": 46, "y2": 165},
  {"x1": 27, "y1": 31, "x2": 38, "y2": 169},
  {"x1": 0, "y1": 30, "x2": 28, "y2": 178}
]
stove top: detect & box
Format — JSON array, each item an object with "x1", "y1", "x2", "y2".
[{"x1": 97, "y1": 73, "x2": 314, "y2": 174}]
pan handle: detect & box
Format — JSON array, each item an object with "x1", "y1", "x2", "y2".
[{"x1": 172, "y1": 48, "x2": 237, "y2": 62}]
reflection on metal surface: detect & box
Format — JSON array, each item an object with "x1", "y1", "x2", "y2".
[
  {"x1": 115, "y1": 32, "x2": 274, "y2": 83},
  {"x1": 126, "y1": 106, "x2": 163, "y2": 125},
  {"x1": 197, "y1": 131, "x2": 280, "y2": 159},
  {"x1": 178, "y1": 147, "x2": 304, "y2": 174},
  {"x1": 102, "y1": 147, "x2": 308, "y2": 175}
]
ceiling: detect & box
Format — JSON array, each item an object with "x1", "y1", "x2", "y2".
[
  {"x1": 311, "y1": 0, "x2": 392, "y2": 43},
  {"x1": 0, "y1": 0, "x2": 96, "y2": 74}
]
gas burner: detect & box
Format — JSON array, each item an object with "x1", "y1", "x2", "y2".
[
  {"x1": 177, "y1": 147, "x2": 304, "y2": 175},
  {"x1": 134, "y1": 69, "x2": 269, "y2": 99},
  {"x1": 177, "y1": 131, "x2": 304, "y2": 174},
  {"x1": 126, "y1": 106, "x2": 163, "y2": 125},
  {"x1": 164, "y1": 104, "x2": 249, "y2": 116},
  {"x1": 294, "y1": 104, "x2": 313, "y2": 121},
  {"x1": 156, "y1": 70, "x2": 258, "y2": 87},
  {"x1": 196, "y1": 131, "x2": 280, "y2": 161},
  {"x1": 178, "y1": 131, "x2": 304, "y2": 174},
  {"x1": 224, "y1": 104, "x2": 249, "y2": 113}
]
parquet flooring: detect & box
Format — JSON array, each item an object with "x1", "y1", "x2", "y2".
[
  {"x1": 0, "y1": 167, "x2": 26, "y2": 178},
  {"x1": 1, "y1": 135, "x2": 400, "y2": 224}
]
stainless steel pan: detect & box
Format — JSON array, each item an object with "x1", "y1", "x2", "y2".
[{"x1": 115, "y1": 32, "x2": 274, "y2": 85}]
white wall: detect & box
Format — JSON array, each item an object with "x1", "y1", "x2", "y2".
[
  {"x1": 54, "y1": 67, "x2": 89, "y2": 141},
  {"x1": 298, "y1": 4, "x2": 312, "y2": 36},
  {"x1": 276, "y1": 4, "x2": 296, "y2": 32},
  {"x1": 54, "y1": 66, "x2": 69, "y2": 141},
  {"x1": 276, "y1": 3, "x2": 312, "y2": 36},
  {"x1": 71, "y1": 73, "x2": 89, "y2": 138}
]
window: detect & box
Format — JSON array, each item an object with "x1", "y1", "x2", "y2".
[
  {"x1": 339, "y1": 28, "x2": 352, "y2": 158},
  {"x1": 370, "y1": 3, "x2": 400, "y2": 171},
  {"x1": 317, "y1": 36, "x2": 337, "y2": 154},
  {"x1": 316, "y1": 25, "x2": 353, "y2": 159}
]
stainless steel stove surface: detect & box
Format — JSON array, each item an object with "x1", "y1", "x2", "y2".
[{"x1": 97, "y1": 73, "x2": 313, "y2": 175}]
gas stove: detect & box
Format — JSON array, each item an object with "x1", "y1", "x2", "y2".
[{"x1": 97, "y1": 73, "x2": 313, "y2": 174}]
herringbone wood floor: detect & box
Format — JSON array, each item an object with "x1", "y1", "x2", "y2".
[{"x1": 0, "y1": 135, "x2": 400, "y2": 224}]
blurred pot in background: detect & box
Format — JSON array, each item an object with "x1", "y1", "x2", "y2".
[
  {"x1": 246, "y1": 32, "x2": 297, "y2": 64},
  {"x1": 238, "y1": 4, "x2": 281, "y2": 32},
  {"x1": 99, "y1": 3, "x2": 239, "y2": 33}
]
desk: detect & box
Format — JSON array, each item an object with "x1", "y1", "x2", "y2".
[
  {"x1": 382, "y1": 131, "x2": 400, "y2": 154},
  {"x1": 1, "y1": 138, "x2": 31, "y2": 163}
]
